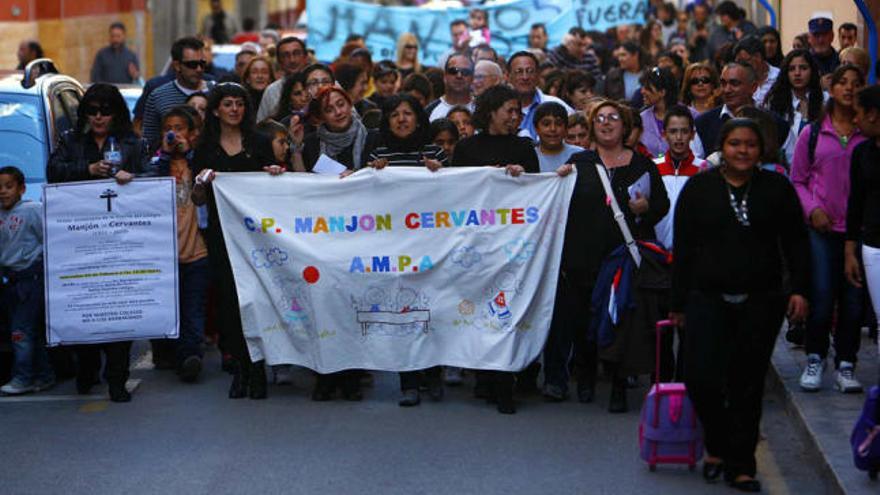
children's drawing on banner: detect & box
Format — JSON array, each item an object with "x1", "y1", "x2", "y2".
[{"x1": 353, "y1": 285, "x2": 432, "y2": 337}]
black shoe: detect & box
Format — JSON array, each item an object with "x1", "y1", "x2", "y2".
[
  {"x1": 474, "y1": 378, "x2": 493, "y2": 400},
  {"x1": 427, "y1": 373, "x2": 444, "y2": 401},
  {"x1": 785, "y1": 322, "x2": 805, "y2": 346},
  {"x1": 495, "y1": 380, "x2": 516, "y2": 414},
  {"x1": 702, "y1": 461, "x2": 724, "y2": 483},
  {"x1": 221, "y1": 354, "x2": 236, "y2": 374},
  {"x1": 609, "y1": 380, "x2": 628, "y2": 413},
  {"x1": 576, "y1": 383, "x2": 595, "y2": 404},
  {"x1": 249, "y1": 361, "x2": 267, "y2": 400},
  {"x1": 228, "y1": 362, "x2": 248, "y2": 399},
  {"x1": 399, "y1": 389, "x2": 421, "y2": 407},
  {"x1": 109, "y1": 382, "x2": 131, "y2": 403},
  {"x1": 76, "y1": 373, "x2": 99, "y2": 395},
  {"x1": 178, "y1": 356, "x2": 202, "y2": 383},
  {"x1": 497, "y1": 395, "x2": 516, "y2": 414},
  {"x1": 728, "y1": 477, "x2": 761, "y2": 492},
  {"x1": 341, "y1": 373, "x2": 362, "y2": 401}
]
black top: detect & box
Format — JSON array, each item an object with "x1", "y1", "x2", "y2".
[
  {"x1": 368, "y1": 143, "x2": 448, "y2": 167},
  {"x1": 47, "y1": 130, "x2": 151, "y2": 183},
  {"x1": 671, "y1": 167, "x2": 809, "y2": 311},
  {"x1": 451, "y1": 133, "x2": 540, "y2": 173},
  {"x1": 193, "y1": 132, "x2": 275, "y2": 237},
  {"x1": 301, "y1": 129, "x2": 382, "y2": 171},
  {"x1": 846, "y1": 140, "x2": 880, "y2": 248},
  {"x1": 562, "y1": 150, "x2": 669, "y2": 282}
]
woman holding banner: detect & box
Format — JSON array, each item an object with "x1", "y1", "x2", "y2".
[
  {"x1": 190, "y1": 82, "x2": 280, "y2": 400},
  {"x1": 366, "y1": 93, "x2": 446, "y2": 406},
  {"x1": 46, "y1": 83, "x2": 151, "y2": 402}
]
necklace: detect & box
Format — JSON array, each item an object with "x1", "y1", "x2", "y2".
[{"x1": 721, "y1": 167, "x2": 752, "y2": 227}]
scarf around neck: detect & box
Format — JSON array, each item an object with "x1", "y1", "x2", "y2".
[{"x1": 318, "y1": 117, "x2": 368, "y2": 169}]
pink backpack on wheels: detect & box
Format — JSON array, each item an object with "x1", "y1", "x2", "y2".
[{"x1": 639, "y1": 320, "x2": 704, "y2": 471}]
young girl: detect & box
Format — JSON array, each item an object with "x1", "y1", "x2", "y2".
[
  {"x1": 468, "y1": 8, "x2": 491, "y2": 48},
  {"x1": 430, "y1": 118, "x2": 459, "y2": 158}
]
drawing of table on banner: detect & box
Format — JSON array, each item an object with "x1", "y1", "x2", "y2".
[
  {"x1": 213, "y1": 167, "x2": 576, "y2": 373},
  {"x1": 43, "y1": 178, "x2": 179, "y2": 345}
]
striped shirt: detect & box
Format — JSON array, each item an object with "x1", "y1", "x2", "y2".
[
  {"x1": 367, "y1": 144, "x2": 448, "y2": 167},
  {"x1": 142, "y1": 80, "x2": 212, "y2": 146}
]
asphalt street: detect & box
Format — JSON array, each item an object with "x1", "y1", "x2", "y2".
[{"x1": 1, "y1": 347, "x2": 834, "y2": 495}]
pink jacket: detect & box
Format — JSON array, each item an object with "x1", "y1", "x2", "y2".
[{"x1": 790, "y1": 115, "x2": 866, "y2": 233}]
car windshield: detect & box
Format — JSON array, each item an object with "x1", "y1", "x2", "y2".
[{"x1": 0, "y1": 93, "x2": 46, "y2": 201}]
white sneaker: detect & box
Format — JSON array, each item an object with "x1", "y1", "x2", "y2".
[
  {"x1": 1, "y1": 379, "x2": 36, "y2": 395},
  {"x1": 799, "y1": 354, "x2": 824, "y2": 391},
  {"x1": 835, "y1": 362, "x2": 863, "y2": 393},
  {"x1": 444, "y1": 366, "x2": 463, "y2": 386}
]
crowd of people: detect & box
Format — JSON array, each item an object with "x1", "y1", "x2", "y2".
[{"x1": 2, "y1": 0, "x2": 880, "y2": 491}]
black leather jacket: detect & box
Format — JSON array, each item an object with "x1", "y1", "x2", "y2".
[{"x1": 46, "y1": 130, "x2": 152, "y2": 183}]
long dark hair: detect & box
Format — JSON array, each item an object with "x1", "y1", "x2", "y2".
[
  {"x1": 76, "y1": 83, "x2": 132, "y2": 137},
  {"x1": 641, "y1": 66, "x2": 679, "y2": 110},
  {"x1": 200, "y1": 82, "x2": 255, "y2": 149},
  {"x1": 822, "y1": 65, "x2": 866, "y2": 120},
  {"x1": 757, "y1": 26, "x2": 784, "y2": 67},
  {"x1": 273, "y1": 72, "x2": 307, "y2": 121},
  {"x1": 379, "y1": 93, "x2": 431, "y2": 151},
  {"x1": 764, "y1": 49, "x2": 823, "y2": 124}
]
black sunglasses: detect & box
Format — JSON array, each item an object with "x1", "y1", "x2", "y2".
[
  {"x1": 84, "y1": 105, "x2": 112, "y2": 116},
  {"x1": 404, "y1": 44, "x2": 418, "y2": 50},
  {"x1": 180, "y1": 60, "x2": 207, "y2": 69},
  {"x1": 690, "y1": 76, "x2": 712, "y2": 86},
  {"x1": 446, "y1": 67, "x2": 474, "y2": 77}
]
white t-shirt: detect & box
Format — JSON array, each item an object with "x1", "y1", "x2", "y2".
[
  {"x1": 429, "y1": 97, "x2": 475, "y2": 122},
  {"x1": 535, "y1": 143, "x2": 584, "y2": 173}
]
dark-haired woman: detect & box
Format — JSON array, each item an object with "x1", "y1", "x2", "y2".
[
  {"x1": 605, "y1": 42, "x2": 647, "y2": 105},
  {"x1": 757, "y1": 26, "x2": 784, "y2": 68},
  {"x1": 451, "y1": 85, "x2": 539, "y2": 414},
  {"x1": 190, "y1": 83, "x2": 280, "y2": 400},
  {"x1": 366, "y1": 94, "x2": 447, "y2": 407},
  {"x1": 791, "y1": 65, "x2": 867, "y2": 394},
  {"x1": 272, "y1": 72, "x2": 310, "y2": 125},
  {"x1": 763, "y1": 49, "x2": 826, "y2": 147},
  {"x1": 336, "y1": 62, "x2": 378, "y2": 118},
  {"x1": 47, "y1": 83, "x2": 151, "y2": 402},
  {"x1": 639, "y1": 67, "x2": 698, "y2": 158},
  {"x1": 671, "y1": 119, "x2": 809, "y2": 492}
]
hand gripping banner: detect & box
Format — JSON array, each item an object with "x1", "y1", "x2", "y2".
[{"x1": 213, "y1": 167, "x2": 575, "y2": 373}]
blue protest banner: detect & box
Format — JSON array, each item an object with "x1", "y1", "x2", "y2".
[{"x1": 307, "y1": 0, "x2": 648, "y2": 67}]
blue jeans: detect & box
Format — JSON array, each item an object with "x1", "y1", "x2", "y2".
[
  {"x1": 176, "y1": 258, "x2": 210, "y2": 364},
  {"x1": 2, "y1": 266, "x2": 54, "y2": 385},
  {"x1": 804, "y1": 230, "x2": 865, "y2": 366}
]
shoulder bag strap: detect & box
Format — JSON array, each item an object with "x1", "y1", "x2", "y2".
[{"x1": 595, "y1": 163, "x2": 642, "y2": 267}]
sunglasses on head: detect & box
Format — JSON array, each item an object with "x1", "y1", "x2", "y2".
[
  {"x1": 690, "y1": 76, "x2": 712, "y2": 85},
  {"x1": 180, "y1": 60, "x2": 207, "y2": 69},
  {"x1": 446, "y1": 67, "x2": 474, "y2": 77},
  {"x1": 84, "y1": 105, "x2": 112, "y2": 117}
]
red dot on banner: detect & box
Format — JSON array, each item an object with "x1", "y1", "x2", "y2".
[
  {"x1": 413, "y1": 266, "x2": 418, "y2": 272},
  {"x1": 303, "y1": 266, "x2": 320, "y2": 284},
  {"x1": 275, "y1": 228, "x2": 282, "y2": 233}
]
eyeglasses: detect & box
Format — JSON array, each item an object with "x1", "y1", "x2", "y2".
[
  {"x1": 690, "y1": 76, "x2": 712, "y2": 86},
  {"x1": 404, "y1": 44, "x2": 418, "y2": 50},
  {"x1": 180, "y1": 60, "x2": 207, "y2": 69},
  {"x1": 84, "y1": 105, "x2": 112, "y2": 117},
  {"x1": 278, "y1": 50, "x2": 305, "y2": 59},
  {"x1": 593, "y1": 113, "x2": 622, "y2": 124},
  {"x1": 446, "y1": 67, "x2": 474, "y2": 77},
  {"x1": 306, "y1": 78, "x2": 333, "y2": 88}
]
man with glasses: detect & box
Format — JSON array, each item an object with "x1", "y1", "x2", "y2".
[
  {"x1": 142, "y1": 37, "x2": 214, "y2": 146},
  {"x1": 427, "y1": 53, "x2": 476, "y2": 122},
  {"x1": 472, "y1": 60, "x2": 503, "y2": 97},
  {"x1": 507, "y1": 51, "x2": 573, "y2": 141},
  {"x1": 257, "y1": 37, "x2": 309, "y2": 122}
]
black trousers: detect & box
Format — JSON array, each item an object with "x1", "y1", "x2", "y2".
[
  {"x1": 542, "y1": 271, "x2": 597, "y2": 392},
  {"x1": 399, "y1": 366, "x2": 442, "y2": 391},
  {"x1": 209, "y1": 239, "x2": 251, "y2": 368},
  {"x1": 684, "y1": 291, "x2": 785, "y2": 478},
  {"x1": 76, "y1": 341, "x2": 132, "y2": 387}
]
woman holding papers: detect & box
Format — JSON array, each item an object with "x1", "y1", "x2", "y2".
[
  {"x1": 46, "y1": 83, "x2": 151, "y2": 402},
  {"x1": 190, "y1": 82, "x2": 278, "y2": 400},
  {"x1": 546, "y1": 99, "x2": 668, "y2": 413},
  {"x1": 670, "y1": 119, "x2": 808, "y2": 492}
]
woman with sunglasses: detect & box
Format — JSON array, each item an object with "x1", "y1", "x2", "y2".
[
  {"x1": 395, "y1": 33, "x2": 422, "y2": 80},
  {"x1": 47, "y1": 83, "x2": 151, "y2": 402},
  {"x1": 550, "y1": 99, "x2": 668, "y2": 413},
  {"x1": 763, "y1": 49, "x2": 825, "y2": 138},
  {"x1": 679, "y1": 62, "x2": 721, "y2": 116},
  {"x1": 670, "y1": 119, "x2": 808, "y2": 492},
  {"x1": 189, "y1": 83, "x2": 282, "y2": 400}
]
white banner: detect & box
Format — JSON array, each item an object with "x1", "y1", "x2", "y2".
[
  {"x1": 214, "y1": 167, "x2": 576, "y2": 373},
  {"x1": 43, "y1": 178, "x2": 179, "y2": 345}
]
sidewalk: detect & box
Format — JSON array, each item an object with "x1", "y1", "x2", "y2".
[{"x1": 770, "y1": 327, "x2": 879, "y2": 495}]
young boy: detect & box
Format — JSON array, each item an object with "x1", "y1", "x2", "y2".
[
  {"x1": 368, "y1": 61, "x2": 399, "y2": 110},
  {"x1": 653, "y1": 105, "x2": 707, "y2": 382},
  {"x1": 151, "y1": 106, "x2": 211, "y2": 383},
  {"x1": 0, "y1": 166, "x2": 55, "y2": 395},
  {"x1": 533, "y1": 102, "x2": 584, "y2": 173}
]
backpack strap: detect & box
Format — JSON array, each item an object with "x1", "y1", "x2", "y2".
[
  {"x1": 808, "y1": 121, "x2": 821, "y2": 165},
  {"x1": 595, "y1": 163, "x2": 642, "y2": 267}
]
